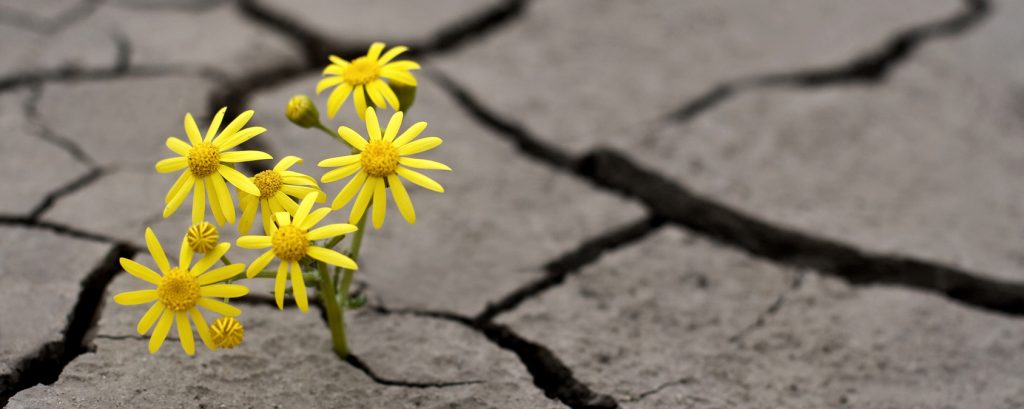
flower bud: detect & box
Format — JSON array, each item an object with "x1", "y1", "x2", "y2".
[
  {"x1": 286, "y1": 95, "x2": 321, "y2": 128},
  {"x1": 186, "y1": 221, "x2": 219, "y2": 254},
  {"x1": 210, "y1": 316, "x2": 244, "y2": 349}
]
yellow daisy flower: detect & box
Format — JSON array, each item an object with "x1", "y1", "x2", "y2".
[
  {"x1": 238, "y1": 156, "x2": 326, "y2": 235},
  {"x1": 237, "y1": 192, "x2": 359, "y2": 312},
  {"x1": 316, "y1": 42, "x2": 420, "y2": 120},
  {"x1": 156, "y1": 108, "x2": 272, "y2": 226},
  {"x1": 113, "y1": 228, "x2": 249, "y2": 355},
  {"x1": 318, "y1": 107, "x2": 450, "y2": 229}
]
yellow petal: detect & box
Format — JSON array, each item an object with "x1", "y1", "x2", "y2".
[
  {"x1": 397, "y1": 137, "x2": 443, "y2": 155},
  {"x1": 166, "y1": 137, "x2": 191, "y2": 156},
  {"x1": 377, "y1": 45, "x2": 408, "y2": 65},
  {"x1": 275, "y1": 211, "x2": 291, "y2": 227},
  {"x1": 246, "y1": 250, "x2": 276, "y2": 279},
  {"x1": 392, "y1": 121, "x2": 428, "y2": 147},
  {"x1": 331, "y1": 171, "x2": 367, "y2": 210},
  {"x1": 216, "y1": 126, "x2": 266, "y2": 151},
  {"x1": 165, "y1": 171, "x2": 190, "y2": 203},
  {"x1": 366, "y1": 81, "x2": 387, "y2": 110},
  {"x1": 290, "y1": 261, "x2": 308, "y2": 313},
  {"x1": 220, "y1": 151, "x2": 273, "y2": 162},
  {"x1": 353, "y1": 86, "x2": 368, "y2": 119},
  {"x1": 306, "y1": 246, "x2": 358, "y2": 270},
  {"x1": 184, "y1": 113, "x2": 202, "y2": 145},
  {"x1": 206, "y1": 107, "x2": 226, "y2": 142},
  {"x1": 197, "y1": 264, "x2": 245, "y2": 285},
  {"x1": 149, "y1": 310, "x2": 174, "y2": 353},
  {"x1": 274, "y1": 156, "x2": 303, "y2": 172},
  {"x1": 176, "y1": 311, "x2": 195, "y2": 356},
  {"x1": 180, "y1": 235, "x2": 194, "y2": 270},
  {"x1": 372, "y1": 178, "x2": 387, "y2": 229},
  {"x1": 197, "y1": 298, "x2": 242, "y2": 316},
  {"x1": 113, "y1": 289, "x2": 158, "y2": 305},
  {"x1": 326, "y1": 82, "x2": 353, "y2": 118},
  {"x1": 349, "y1": 177, "x2": 377, "y2": 224},
  {"x1": 219, "y1": 165, "x2": 260, "y2": 196},
  {"x1": 238, "y1": 196, "x2": 258, "y2": 234},
  {"x1": 382, "y1": 110, "x2": 403, "y2": 142},
  {"x1": 190, "y1": 242, "x2": 231, "y2": 276},
  {"x1": 237, "y1": 235, "x2": 272, "y2": 249},
  {"x1": 200, "y1": 284, "x2": 249, "y2": 298},
  {"x1": 366, "y1": 41, "x2": 385, "y2": 61},
  {"x1": 398, "y1": 157, "x2": 451, "y2": 171},
  {"x1": 387, "y1": 174, "x2": 416, "y2": 224},
  {"x1": 274, "y1": 261, "x2": 288, "y2": 310},
  {"x1": 210, "y1": 173, "x2": 237, "y2": 224},
  {"x1": 316, "y1": 76, "x2": 345, "y2": 94},
  {"x1": 328, "y1": 55, "x2": 349, "y2": 66},
  {"x1": 120, "y1": 257, "x2": 161, "y2": 285},
  {"x1": 321, "y1": 163, "x2": 361, "y2": 183},
  {"x1": 215, "y1": 110, "x2": 254, "y2": 143},
  {"x1": 163, "y1": 173, "x2": 194, "y2": 218},
  {"x1": 137, "y1": 302, "x2": 164, "y2": 335},
  {"x1": 191, "y1": 178, "x2": 205, "y2": 225},
  {"x1": 300, "y1": 207, "x2": 332, "y2": 230},
  {"x1": 205, "y1": 176, "x2": 227, "y2": 226},
  {"x1": 155, "y1": 157, "x2": 187, "y2": 173},
  {"x1": 396, "y1": 167, "x2": 445, "y2": 193},
  {"x1": 189, "y1": 308, "x2": 215, "y2": 350},
  {"x1": 145, "y1": 228, "x2": 170, "y2": 273},
  {"x1": 379, "y1": 68, "x2": 417, "y2": 86},
  {"x1": 260, "y1": 201, "x2": 276, "y2": 235},
  {"x1": 292, "y1": 192, "x2": 318, "y2": 227},
  {"x1": 273, "y1": 191, "x2": 300, "y2": 213},
  {"x1": 307, "y1": 223, "x2": 358, "y2": 240},
  {"x1": 365, "y1": 107, "x2": 381, "y2": 141},
  {"x1": 377, "y1": 80, "x2": 401, "y2": 111},
  {"x1": 383, "y1": 60, "x2": 420, "y2": 72},
  {"x1": 318, "y1": 154, "x2": 360, "y2": 168},
  {"x1": 337, "y1": 126, "x2": 368, "y2": 150}
]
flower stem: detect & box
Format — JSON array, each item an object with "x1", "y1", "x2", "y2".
[
  {"x1": 316, "y1": 261, "x2": 349, "y2": 358},
  {"x1": 315, "y1": 123, "x2": 353, "y2": 149},
  {"x1": 338, "y1": 216, "x2": 367, "y2": 302}
]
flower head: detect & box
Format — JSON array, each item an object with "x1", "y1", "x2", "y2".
[
  {"x1": 237, "y1": 192, "x2": 359, "y2": 312},
  {"x1": 316, "y1": 42, "x2": 420, "y2": 119},
  {"x1": 114, "y1": 228, "x2": 249, "y2": 355},
  {"x1": 239, "y1": 156, "x2": 326, "y2": 235},
  {"x1": 286, "y1": 95, "x2": 321, "y2": 128},
  {"x1": 210, "y1": 316, "x2": 244, "y2": 349},
  {"x1": 156, "y1": 108, "x2": 273, "y2": 225},
  {"x1": 318, "y1": 107, "x2": 450, "y2": 229}
]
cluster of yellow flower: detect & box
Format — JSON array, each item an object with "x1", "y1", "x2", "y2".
[{"x1": 114, "y1": 43, "x2": 449, "y2": 358}]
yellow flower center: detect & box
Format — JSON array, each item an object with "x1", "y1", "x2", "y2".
[
  {"x1": 360, "y1": 140, "x2": 400, "y2": 177},
  {"x1": 253, "y1": 170, "x2": 283, "y2": 198},
  {"x1": 187, "y1": 142, "x2": 220, "y2": 178},
  {"x1": 186, "y1": 222, "x2": 219, "y2": 253},
  {"x1": 272, "y1": 225, "x2": 308, "y2": 262},
  {"x1": 343, "y1": 57, "x2": 379, "y2": 86},
  {"x1": 210, "y1": 316, "x2": 244, "y2": 349},
  {"x1": 157, "y1": 268, "x2": 201, "y2": 312}
]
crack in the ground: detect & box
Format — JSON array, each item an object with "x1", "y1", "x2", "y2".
[
  {"x1": 621, "y1": 377, "x2": 696, "y2": 403},
  {"x1": 25, "y1": 168, "x2": 106, "y2": 222},
  {"x1": 728, "y1": 271, "x2": 806, "y2": 344},
  {"x1": 0, "y1": 243, "x2": 135, "y2": 407},
  {"x1": 0, "y1": 216, "x2": 140, "y2": 251},
  {"x1": 664, "y1": 0, "x2": 990, "y2": 122},
  {"x1": 344, "y1": 354, "x2": 483, "y2": 389},
  {"x1": 0, "y1": 0, "x2": 100, "y2": 35},
  {"x1": 476, "y1": 216, "x2": 663, "y2": 323}
]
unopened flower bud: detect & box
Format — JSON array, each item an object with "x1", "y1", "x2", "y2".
[
  {"x1": 210, "y1": 316, "x2": 244, "y2": 349},
  {"x1": 286, "y1": 95, "x2": 321, "y2": 128},
  {"x1": 186, "y1": 221, "x2": 219, "y2": 254}
]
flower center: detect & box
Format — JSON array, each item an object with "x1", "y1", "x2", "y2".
[
  {"x1": 253, "y1": 170, "x2": 283, "y2": 198},
  {"x1": 343, "y1": 57, "x2": 379, "y2": 86},
  {"x1": 157, "y1": 268, "x2": 201, "y2": 312},
  {"x1": 187, "y1": 142, "x2": 220, "y2": 178},
  {"x1": 186, "y1": 222, "x2": 219, "y2": 253},
  {"x1": 272, "y1": 225, "x2": 309, "y2": 262},
  {"x1": 360, "y1": 140, "x2": 400, "y2": 177},
  {"x1": 210, "y1": 316, "x2": 244, "y2": 349}
]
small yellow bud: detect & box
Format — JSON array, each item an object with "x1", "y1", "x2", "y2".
[
  {"x1": 210, "y1": 316, "x2": 244, "y2": 349},
  {"x1": 286, "y1": 95, "x2": 321, "y2": 128},
  {"x1": 388, "y1": 80, "x2": 416, "y2": 112},
  {"x1": 186, "y1": 222, "x2": 219, "y2": 254}
]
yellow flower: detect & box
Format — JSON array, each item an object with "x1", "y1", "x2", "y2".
[
  {"x1": 156, "y1": 108, "x2": 272, "y2": 226},
  {"x1": 114, "y1": 228, "x2": 249, "y2": 355},
  {"x1": 238, "y1": 156, "x2": 326, "y2": 235},
  {"x1": 210, "y1": 316, "x2": 244, "y2": 349},
  {"x1": 237, "y1": 192, "x2": 358, "y2": 312},
  {"x1": 316, "y1": 42, "x2": 420, "y2": 120},
  {"x1": 318, "y1": 107, "x2": 450, "y2": 229}
]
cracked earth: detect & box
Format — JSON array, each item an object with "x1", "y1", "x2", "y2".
[{"x1": 2, "y1": 0, "x2": 1024, "y2": 407}]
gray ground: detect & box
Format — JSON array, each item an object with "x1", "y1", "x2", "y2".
[{"x1": 1, "y1": 0, "x2": 1023, "y2": 408}]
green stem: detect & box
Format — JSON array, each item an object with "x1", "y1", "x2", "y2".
[
  {"x1": 337, "y1": 216, "x2": 367, "y2": 301},
  {"x1": 316, "y1": 261, "x2": 349, "y2": 358},
  {"x1": 315, "y1": 123, "x2": 353, "y2": 149}
]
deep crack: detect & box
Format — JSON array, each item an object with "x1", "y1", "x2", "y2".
[{"x1": 0, "y1": 244, "x2": 135, "y2": 406}]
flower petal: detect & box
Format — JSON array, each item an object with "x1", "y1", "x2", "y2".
[
  {"x1": 321, "y1": 163, "x2": 361, "y2": 183},
  {"x1": 366, "y1": 41, "x2": 385, "y2": 61},
  {"x1": 220, "y1": 151, "x2": 273, "y2": 162},
  {"x1": 200, "y1": 284, "x2": 249, "y2": 298},
  {"x1": 216, "y1": 127, "x2": 266, "y2": 151},
  {"x1": 189, "y1": 308, "x2": 215, "y2": 350},
  {"x1": 387, "y1": 174, "x2": 416, "y2": 224},
  {"x1": 120, "y1": 257, "x2": 161, "y2": 285},
  {"x1": 392, "y1": 121, "x2": 428, "y2": 147},
  {"x1": 318, "y1": 154, "x2": 360, "y2": 168},
  {"x1": 205, "y1": 175, "x2": 227, "y2": 226},
  {"x1": 145, "y1": 228, "x2": 170, "y2": 273},
  {"x1": 300, "y1": 207, "x2": 331, "y2": 230},
  {"x1": 113, "y1": 289, "x2": 158, "y2": 305},
  {"x1": 365, "y1": 81, "x2": 387, "y2": 110},
  {"x1": 377, "y1": 81, "x2": 401, "y2": 110},
  {"x1": 399, "y1": 157, "x2": 451, "y2": 171},
  {"x1": 306, "y1": 246, "x2": 358, "y2": 270},
  {"x1": 274, "y1": 156, "x2": 303, "y2": 172},
  {"x1": 165, "y1": 170, "x2": 190, "y2": 203},
  {"x1": 239, "y1": 195, "x2": 258, "y2": 234},
  {"x1": 246, "y1": 250, "x2": 276, "y2": 279},
  {"x1": 197, "y1": 264, "x2": 245, "y2": 285},
  {"x1": 206, "y1": 107, "x2": 226, "y2": 142},
  {"x1": 274, "y1": 261, "x2": 288, "y2": 310},
  {"x1": 237, "y1": 235, "x2": 272, "y2": 249},
  {"x1": 137, "y1": 302, "x2": 164, "y2": 335},
  {"x1": 327, "y1": 82, "x2": 353, "y2": 118},
  {"x1": 211, "y1": 173, "x2": 237, "y2": 224},
  {"x1": 353, "y1": 86, "x2": 368, "y2": 119},
  {"x1": 163, "y1": 173, "x2": 194, "y2": 218},
  {"x1": 184, "y1": 113, "x2": 202, "y2": 145},
  {"x1": 197, "y1": 298, "x2": 242, "y2": 317},
  {"x1": 331, "y1": 171, "x2": 367, "y2": 210},
  {"x1": 337, "y1": 126, "x2": 368, "y2": 150},
  {"x1": 155, "y1": 157, "x2": 187, "y2": 173},
  {"x1": 149, "y1": 310, "x2": 174, "y2": 353},
  {"x1": 379, "y1": 68, "x2": 417, "y2": 86},
  {"x1": 273, "y1": 191, "x2": 300, "y2": 213},
  {"x1": 397, "y1": 137, "x2": 443, "y2": 155},
  {"x1": 166, "y1": 137, "x2": 191, "y2": 156},
  {"x1": 307, "y1": 223, "x2": 358, "y2": 241},
  {"x1": 377, "y1": 45, "x2": 408, "y2": 65},
  {"x1": 365, "y1": 107, "x2": 382, "y2": 141},
  {"x1": 349, "y1": 176, "x2": 377, "y2": 224},
  {"x1": 180, "y1": 235, "x2": 194, "y2": 270},
  {"x1": 190, "y1": 242, "x2": 230, "y2": 276},
  {"x1": 291, "y1": 261, "x2": 308, "y2": 313},
  {"x1": 382, "y1": 110, "x2": 403, "y2": 142},
  {"x1": 292, "y1": 192, "x2": 318, "y2": 227},
  {"x1": 316, "y1": 76, "x2": 345, "y2": 94},
  {"x1": 215, "y1": 110, "x2": 254, "y2": 143},
  {"x1": 219, "y1": 165, "x2": 260, "y2": 196},
  {"x1": 176, "y1": 311, "x2": 195, "y2": 356},
  {"x1": 396, "y1": 167, "x2": 445, "y2": 193},
  {"x1": 372, "y1": 178, "x2": 387, "y2": 229},
  {"x1": 191, "y1": 177, "x2": 206, "y2": 225}
]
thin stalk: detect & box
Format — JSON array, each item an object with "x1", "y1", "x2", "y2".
[
  {"x1": 315, "y1": 123, "x2": 354, "y2": 149},
  {"x1": 337, "y1": 216, "x2": 367, "y2": 301},
  {"x1": 317, "y1": 261, "x2": 349, "y2": 358}
]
